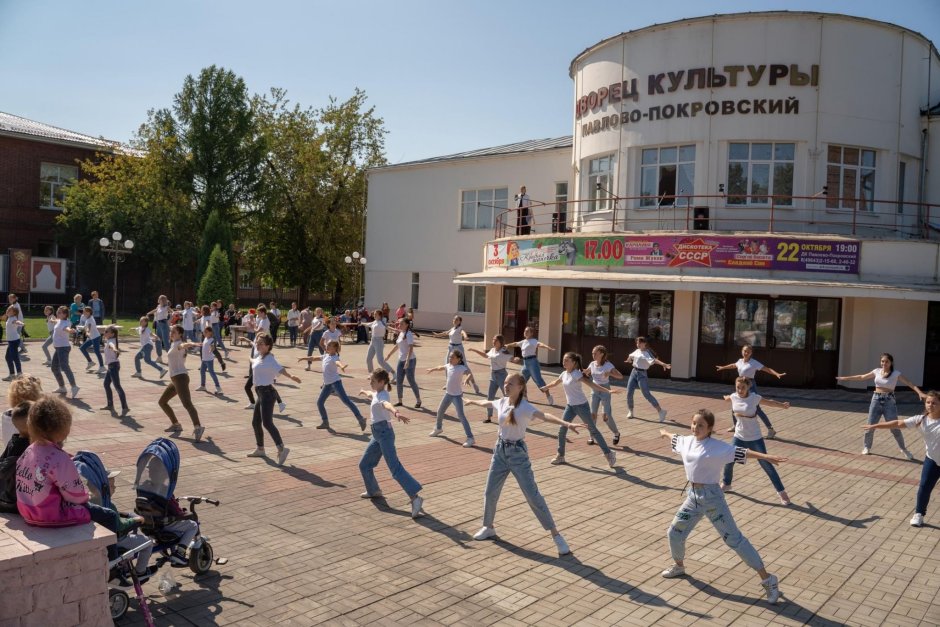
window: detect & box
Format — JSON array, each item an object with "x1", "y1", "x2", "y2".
[
  {"x1": 700, "y1": 293, "x2": 726, "y2": 345},
  {"x1": 410, "y1": 272, "x2": 419, "y2": 309},
  {"x1": 727, "y1": 143, "x2": 794, "y2": 206},
  {"x1": 553, "y1": 182, "x2": 568, "y2": 232},
  {"x1": 772, "y1": 300, "x2": 808, "y2": 349},
  {"x1": 734, "y1": 297, "x2": 769, "y2": 347},
  {"x1": 648, "y1": 291, "x2": 673, "y2": 341},
  {"x1": 562, "y1": 288, "x2": 578, "y2": 334},
  {"x1": 461, "y1": 187, "x2": 509, "y2": 230},
  {"x1": 583, "y1": 292, "x2": 610, "y2": 336},
  {"x1": 640, "y1": 145, "x2": 695, "y2": 207},
  {"x1": 239, "y1": 271, "x2": 252, "y2": 289},
  {"x1": 457, "y1": 285, "x2": 486, "y2": 314},
  {"x1": 40, "y1": 163, "x2": 79, "y2": 209},
  {"x1": 585, "y1": 154, "x2": 614, "y2": 212},
  {"x1": 815, "y1": 298, "x2": 839, "y2": 351},
  {"x1": 613, "y1": 294, "x2": 639, "y2": 339},
  {"x1": 826, "y1": 146, "x2": 875, "y2": 211}
]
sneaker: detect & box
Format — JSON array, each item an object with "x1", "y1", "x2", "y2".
[
  {"x1": 606, "y1": 451, "x2": 617, "y2": 468},
  {"x1": 276, "y1": 447, "x2": 290, "y2": 466},
  {"x1": 612, "y1": 433, "x2": 621, "y2": 446},
  {"x1": 196, "y1": 385, "x2": 206, "y2": 391},
  {"x1": 246, "y1": 448, "x2": 266, "y2": 458},
  {"x1": 167, "y1": 548, "x2": 187, "y2": 566},
  {"x1": 54, "y1": 386, "x2": 66, "y2": 394},
  {"x1": 550, "y1": 454, "x2": 566, "y2": 465},
  {"x1": 658, "y1": 408, "x2": 668, "y2": 423},
  {"x1": 70, "y1": 386, "x2": 80, "y2": 399},
  {"x1": 910, "y1": 513, "x2": 924, "y2": 527},
  {"x1": 278, "y1": 402, "x2": 287, "y2": 413},
  {"x1": 626, "y1": 409, "x2": 634, "y2": 419},
  {"x1": 164, "y1": 424, "x2": 183, "y2": 433},
  {"x1": 85, "y1": 363, "x2": 96, "y2": 372},
  {"x1": 766, "y1": 428, "x2": 777, "y2": 440},
  {"x1": 483, "y1": 418, "x2": 492, "y2": 424},
  {"x1": 473, "y1": 526, "x2": 496, "y2": 541},
  {"x1": 720, "y1": 483, "x2": 731, "y2": 493},
  {"x1": 121, "y1": 407, "x2": 130, "y2": 416},
  {"x1": 193, "y1": 426, "x2": 205, "y2": 442},
  {"x1": 41, "y1": 361, "x2": 50, "y2": 366},
  {"x1": 546, "y1": 393, "x2": 554, "y2": 406},
  {"x1": 360, "y1": 491, "x2": 383, "y2": 499},
  {"x1": 428, "y1": 428, "x2": 443, "y2": 437},
  {"x1": 393, "y1": 401, "x2": 403, "y2": 407},
  {"x1": 315, "y1": 422, "x2": 331, "y2": 430},
  {"x1": 410, "y1": 495, "x2": 424, "y2": 518},
  {"x1": 215, "y1": 388, "x2": 223, "y2": 396},
  {"x1": 761, "y1": 574, "x2": 781, "y2": 604},
  {"x1": 1, "y1": 375, "x2": 14, "y2": 382},
  {"x1": 553, "y1": 534, "x2": 571, "y2": 556},
  {"x1": 661, "y1": 564, "x2": 686, "y2": 578},
  {"x1": 244, "y1": 402, "x2": 255, "y2": 410},
  {"x1": 415, "y1": 400, "x2": 422, "y2": 408},
  {"x1": 778, "y1": 490, "x2": 791, "y2": 506},
  {"x1": 131, "y1": 372, "x2": 142, "y2": 378},
  {"x1": 901, "y1": 449, "x2": 914, "y2": 461},
  {"x1": 463, "y1": 438, "x2": 475, "y2": 448},
  {"x1": 99, "y1": 405, "x2": 115, "y2": 412},
  {"x1": 159, "y1": 369, "x2": 168, "y2": 379},
  {"x1": 97, "y1": 367, "x2": 108, "y2": 375},
  {"x1": 586, "y1": 438, "x2": 595, "y2": 446},
  {"x1": 861, "y1": 447, "x2": 870, "y2": 455},
  {"x1": 305, "y1": 364, "x2": 311, "y2": 371}
]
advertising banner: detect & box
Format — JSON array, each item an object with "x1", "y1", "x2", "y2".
[
  {"x1": 486, "y1": 235, "x2": 858, "y2": 274},
  {"x1": 30, "y1": 257, "x2": 67, "y2": 293},
  {"x1": 9, "y1": 249, "x2": 31, "y2": 292}
]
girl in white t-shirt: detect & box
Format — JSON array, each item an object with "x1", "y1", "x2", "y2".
[
  {"x1": 385, "y1": 318, "x2": 422, "y2": 408},
  {"x1": 247, "y1": 333, "x2": 301, "y2": 466},
  {"x1": 583, "y1": 345, "x2": 624, "y2": 446},
  {"x1": 304, "y1": 308, "x2": 326, "y2": 361},
  {"x1": 366, "y1": 308, "x2": 396, "y2": 379},
  {"x1": 505, "y1": 326, "x2": 555, "y2": 406},
  {"x1": 467, "y1": 373, "x2": 581, "y2": 556},
  {"x1": 286, "y1": 302, "x2": 301, "y2": 347},
  {"x1": 300, "y1": 340, "x2": 367, "y2": 432},
  {"x1": 50, "y1": 306, "x2": 79, "y2": 398},
  {"x1": 78, "y1": 307, "x2": 106, "y2": 373},
  {"x1": 659, "y1": 410, "x2": 786, "y2": 604},
  {"x1": 431, "y1": 316, "x2": 481, "y2": 394},
  {"x1": 716, "y1": 344, "x2": 785, "y2": 438},
  {"x1": 357, "y1": 368, "x2": 424, "y2": 518},
  {"x1": 40, "y1": 305, "x2": 56, "y2": 365},
  {"x1": 99, "y1": 325, "x2": 129, "y2": 415},
  {"x1": 195, "y1": 326, "x2": 223, "y2": 395},
  {"x1": 625, "y1": 336, "x2": 671, "y2": 422},
  {"x1": 3, "y1": 306, "x2": 25, "y2": 381},
  {"x1": 427, "y1": 350, "x2": 474, "y2": 447},
  {"x1": 468, "y1": 335, "x2": 513, "y2": 423},
  {"x1": 158, "y1": 325, "x2": 204, "y2": 441},
  {"x1": 864, "y1": 390, "x2": 940, "y2": 527},
  {"x1": 146, "y1": 295, "x2": 172, "y2": 362},
  {"x1": 838, "y1": 352, "x2": 925, "y2": 458},
  {"x1": 541, "y1": 351, "x2": 621, "y2": 467},
  {"x1": 720, "y1": 377, "x2": 791, "y2": 504}
]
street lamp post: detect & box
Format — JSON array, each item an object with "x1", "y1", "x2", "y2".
[
  {"x1": 98, "y1": 232, "x2": 134, "y2": 324},
  {"x1": 343, "y1": 251, "x2": 367, "y2": 308}
]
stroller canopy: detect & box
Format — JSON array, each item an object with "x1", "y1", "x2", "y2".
[
  {"x1": 73, "y1": 450, "x2": 114, "y2": 510},
  {"x1": 134, "y1": 437, "x2": 180, "y2": 500}
]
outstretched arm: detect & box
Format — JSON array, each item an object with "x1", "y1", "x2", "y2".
[
  {"x1": 863, "y1": 420, "x2": 907, "y2": 431},
  {"x1": 534, "y1": 410, "x2": 579, "y2": 433},
  {"x1": 583, "y1": 378, "x2": 621, "y2": 395},
  {"x1": 745, "y1": 449, "x2": 788, "y2": 465},
  {"x1": 761, "y1": 398, "x2": 790, "y2": 409},
  {"x1": 654, "y1": 358, "x2": 672, "y2": 371},
  {"x1": 467, "y1": 348, "x2": 488, "y2": 358},
  {"x1": 897, "y1": 375, "x2": 926, "y2": 399},
  {"x1": 426, "y1": 365, "x2": 446, "y2": 373},
  {"x1": 836, "y1": 371, "x2": 875, "y2": 383},
  {"x1": 539, "y1": 375, "x2": 563, "y2": 392},
  {"x1": 761, "y1": 366, "x2": 786, "y2": 379},
  {"x1": 715, "y1": 362, "x2": 736, "y2": 372}
]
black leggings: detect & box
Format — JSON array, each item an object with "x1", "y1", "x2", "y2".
[
  {"x1": 245, "y1": 368, "x2": 282, "y2": 405},
  {"x1": 252, "y1": 385, "x2": 283, "y2": 448}
]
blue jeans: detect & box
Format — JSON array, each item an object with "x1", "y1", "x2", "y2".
[
  {"x1": 590, "y1": 384, "x2": 619, "y2": 435},
  {"x1": 307, "y1": 329, "x2": 324, "y2": 356},
  {"x1": 396, "y1": 358, "x2": 420, "y2": 402},
  {"x1": 317, "y1": 380, "x2": 366, "y2": 428},
  {"x1": 864, "y1": 393, "x2": 906, "y2": 450},
  {"x1": 79, "y1": 336, "x2": 103, "y2": 367},
  {"x1": 200, "y1": 360, "x2": 220, "y2": 388},
  {"x1": 359, "y1": 420, "x2": 422, "y2": 498},
  {"x1": 722, "y1": 437, "x2": 785, "y2": 492},
  {"x1": 627, "y1": 368, "x2": 660, "y2": 411},
  {"x1": 184, "y1": 329, "x2": 198, "y2": 343},
  {"x1": 916, "y1": 456, "x2": 940, "y2": 516},
  {"x1": 367, "y1": 339, "x2": 394, "y2": 375},
  {"x1": 134, "y1": 344, "x2": 164, "y2": 374},
  {"x1": 558, "y1": 402, "x2": 610, "y2": 456},
  {"x1": 668, "y1": 484, "x2": 765, "y2": 571},
  {"x1": 485, "y1": 369, "x2": 508, "y2": 419},
  {"x1": 435, "y1": 394, "x2": 473, "y2": 438},
  {"x1": 212, "y1": 322, "x2": 228, "y2": 355},
  {"x1": 483, "y1": 439, "x2": 555, "y2": 530},
  {"x1": 5, "y1": 339, "x2": 21, "y2": 376},
  {"x1": 731, "y1": 380, "x2": 773, "y2": 429},
  {"x1": 41, "y1": 335, "x2": 54, "y2": 362},
  {"x1": 520, "y1": 355, "x2": 548, "y2": 388},
  {"x1": 104, "y1": 362, "x2": 128, "y2": 409},
  {"x1": 154, "y1": 320, "x2": 169, "y2": 357},
  {"x1": 51, "y1": 345, "x2": 76, "y2": 387}
]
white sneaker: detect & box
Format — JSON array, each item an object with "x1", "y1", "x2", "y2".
[
  {"x1": 901, "y1": 449, "x2": 914, "y2": 461},
  {"x1": 661, "y1": 564, "x2": 686, "y2": 578},
  {"x1": 278, "y1": 402, "x2": 287, "y2": 413},
  {"x1": 159, "y1": 369, "x2": 168, "y2": 379},
  {"x1": 473, "y1": 526, "x2": 496, "y2": 541},
  {"x1": 606, "y1": 451, "x2": 617, "y2": 468},
  {"x1": 410, "y1": 495, "x2": 424, "y2": 518},
  {"x1": 778, "y1": 490, "x2": 791, "y2": 506},
  {"x1": 215, "y1": 388, "x2": 223, "y2": 396},
  {"x1": 428, "y1": 428, "x2": 443, "y2": 437},
  {"x1": 70, "y1": 386, "x2": 80, "y2": 399},
  {"x1": 276, "y1": 447, "x2": 290, "y2": 466},
  {"x1": 626, "y1": 409, "x2": 635, "y2": 419},
  {"x1": 761, "y1": 574, "x2": 781, "y2": 604},
  {"x1": 193, "y1": 426, "x2": 205, "y2": 442},
  {"x1": 766, "y1": 428, "x2": 777, "y2": 439},
  {"x1": 131, "y1": 372, "x2": 142, "y2": 378},
  {"x1": 196, "y1": 385, "x2": 206, "y2": 391},
  {"x1": 861, "y1": 447, "x2": 870, "y2": 455},
  {"x1": 546, "y1": 393, "x2": 554, "y2": 406},
  {"x1": 553, "y1": 534, "x2": 571, "y2": 556},
  {"x1": 85, "y1": 363, "x2": 96, "y2": 372},
  {"x1": 97, "y1": 367, "x2": 108, "y2": 374},
  {"x1": 54, "y1": 386, "x2": 66, "y2": 394},
  {"x1": 550, "y1": 454, "x2": 565, "y2": 465},
  {"x1": 245, "y1": 402, "x2": 255, "y2": 409},
  {"x1": 658, "y1": 408, "x2": 668, "y2": 423},
  {"x1": 911, "y1": 513, "x2": 924, "y2": 527},
  {"x1": 463, "y1": 438, "x2": 475, "y2": 448},
  {"x1": 246, "y1": 448, "x2": 266, "y2": 458}
]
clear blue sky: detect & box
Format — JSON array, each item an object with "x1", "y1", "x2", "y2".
[{"x1": 1, "y1": 0, "x2": 937, "y2": 164}]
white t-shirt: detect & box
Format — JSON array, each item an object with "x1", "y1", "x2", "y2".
[
  {"x1": 397, "y1": 331, "x2": 415, "y2": 361},
  {"x1": 629, "y1": 349, "x2": 655, "y2": 370},
  {"x1": 201, "y1": 337, "x2": 216, "y2": 362},
  {"x1": 104, "y1": 339, "x2": 119, "y2": 366},
  {"x1": 208, "y1": 310, "x2": 220, "y2": 325},
  {"x1": 154, "y1": 304, "x2": 170, "y2": 322},
  {"x1": 322, "y1": 328, "x2": 342, "y2": 346},
  {"x1": 251, "y1": 353, "x2": 283, "y2": 387},
  {"x1": 321, "y1": 353, "x2": 342, "y2": 385},
  {"x1": 8, "y1": 302, "x2": 23, "y2": 322},
  {"x1": 0, "y1": 409, "x2": 13, "y2": 448},
  {"x1": 167, "y1": 340, "x2": 188, "y2": 377},
  {"x1": 369, "y1": 319, "x2": 386, "y2": 343},
  {"x1": 487, "y1": 348, "x2": 512, "y2": 372},
  {"x1": 672, "y1": 434, "x2": 747, "y2": 484},
  {"x1": 81, "y1": 315, "x2": 100, "y2": 340},
  {"x1": 519, "y1": 338, "x2": 539, "y2": 358},
  {"x1": 736, "y1": 358, "x2": 764, "y2": 380},
  {"x1": 872, "y1": 369, "x2": 902, "y2": 390},
  {"x1": 310, "y1": 316, "x2": 324, "y2": 332},
  {"x1": 45, "y1": 316, "x2": 56, "y2": 334},
  {"x1": 730, "y1": 393, "x2": 764, "y2": 441},
  {"x1": 588, "y1": 361, "x2": 616, "y2": 385},
  {"x1": 5, "y1": 318, "x2": 20, "y2": 342},
  {"x1": 52, "y1": 319, "x2": 71, "y2": 348},
  {"x1": 370, "y1": 390, "x2": 393, "y2": 425},
  {"x1": 495, "y1": 397, "x2": 538, "y2": 442},
  {"x1": 561, "y1": 370, "x2": 589, "y2": 406},
  {"x1": 257, "y1": 316, "x2": 270, "y2": 333},
  {"x1": 136, "y1": 326, "x2": 153, "y2": 349},
  {"x1": 287, "y1": 309, "x2": 301, "y2": 327},
  {"x1": 904, "y1": 414, "x2": 940, "y2": 462},
  {"x1": 447, "y1": 327, "x2": 463, "y2": 345},
  {"x1": 445, "y1": 364, "x2": 469, "y2": 396},
  {"x1": 182, "y1": 308, "x2": 196, "y2": 331}
]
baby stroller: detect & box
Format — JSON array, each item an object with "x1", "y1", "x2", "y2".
[{"x1": 133, "y1": 438, "x2": 219, "y2": 575}]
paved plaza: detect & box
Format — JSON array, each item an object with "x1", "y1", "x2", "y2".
[{"x1": 17, "y1": 337, "x2": 939, "y2": 626}]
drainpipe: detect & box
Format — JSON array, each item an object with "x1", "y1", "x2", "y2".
[{"x1": 920, "y1": 127, "x2": 929, "y2": 237}]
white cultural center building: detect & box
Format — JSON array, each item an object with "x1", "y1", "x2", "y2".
[{"x1": 364, "y1": 11, "x2": 940, "y2": 390}]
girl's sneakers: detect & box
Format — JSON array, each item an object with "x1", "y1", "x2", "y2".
[
  {"x1": 761, "y1": 574, "x2": 781, "y2": 603},
  {"x1": 661, "y1": 563, "x2": 686, "y2": 578}
]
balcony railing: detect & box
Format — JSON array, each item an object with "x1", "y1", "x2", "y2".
[{"x1": 492, "y1": 194, "x2": 939, "y2": 241}]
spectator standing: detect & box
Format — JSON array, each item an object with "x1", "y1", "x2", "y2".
[
  {"x1": 89, "y1": 291, "x2": 105, "y2": 325},
  {"x1": 515, "y1": 185, "x2": 531, "y2": 236}
]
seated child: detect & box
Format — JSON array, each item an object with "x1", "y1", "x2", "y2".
[
  {"x1": 0, "y1": 402, "x2": 32, "y2": 513},
  {"x1": 2, "y1": 375, "x2": 42, "y2": 447}
]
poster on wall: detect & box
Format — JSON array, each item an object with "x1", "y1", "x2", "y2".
[
  {"x1": 30, "y1": 257, "x2": 66, "y2": 293},
  {"x1": 9, "y1": 249, "x2": 31, "y2": 292},
  {"x1": 486, "y1": 235, "x2": 859, "y2": 274}
]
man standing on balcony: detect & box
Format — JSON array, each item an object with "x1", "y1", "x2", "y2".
[{"x1": 515, "y1": 185, "x2": 531, "y2": 236}]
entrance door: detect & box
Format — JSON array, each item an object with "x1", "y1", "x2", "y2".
[
  {"x1": 925, "y1": 301, "x2": 940, "y2": 390},
  {"x1": 501, "y1": 287, "x2": 540, "y2": 358}
]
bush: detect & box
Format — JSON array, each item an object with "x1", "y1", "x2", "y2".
[{"x1": 196, "y1": 245, "x2": 234, "y2": 306}]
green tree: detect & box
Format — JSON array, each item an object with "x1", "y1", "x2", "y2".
[
  {"x1": 196, "y1": 209, "x2": 233, "y2": 287},
  {"x1": 197, "y1": 245, "x2": 234, "y2": 306}
]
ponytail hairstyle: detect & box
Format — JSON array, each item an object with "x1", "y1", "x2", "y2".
[
  {"x1": 564, "y1": 351, "x2": 582, "y2": 371},
  {"x1": 494, "y1": 334, "x2": 508, "y2": 354},
  {"x1": 593, "y1": 345, "x2": 608, "y2": 366},
  {"x1": 371, "y1": 368, "x2": 392, "y2": 392},
  {"x1": 505, "y1": 373, "x2": 527, "y2": 426},
  {"x1": 400, "y1": 318, "x2": 413, "y2": 335},
  {"x1": 880, "y1": 352, "x2": 894, "y2": 375},
  {"x1": 450, "y1": 349, "x2": 465, "y2": 366}
]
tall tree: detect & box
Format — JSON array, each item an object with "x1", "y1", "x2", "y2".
[
  {"x1": 196, "y1": 209, "x2": 233, "y2": 288},
  {"x1": 197, "y1": 245, "x2": 234, "y2": 306}
]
